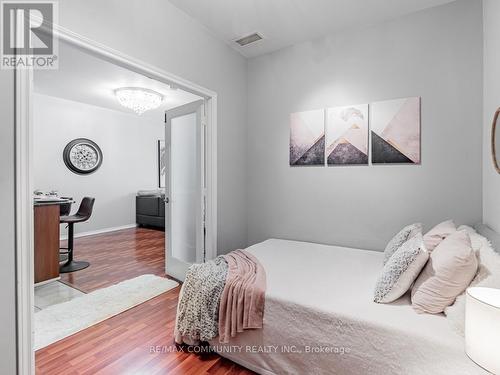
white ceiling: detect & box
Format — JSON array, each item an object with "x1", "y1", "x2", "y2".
[
  {"x1": 169, "y1": 0, "x2": 456, "y2": 58},
  {"x1": 34, "y1": 40, "x2": 202, "y2": 119}
]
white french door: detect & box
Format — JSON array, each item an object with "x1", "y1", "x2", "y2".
[{"x1": 165, "y1": 100, "x2": 206, "y2": 281}]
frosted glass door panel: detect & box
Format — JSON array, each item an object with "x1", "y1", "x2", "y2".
[{"x1": 170, "y1": 112, "x2": 197, "y2": 263}]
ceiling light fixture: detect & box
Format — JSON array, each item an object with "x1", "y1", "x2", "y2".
[{"x1": 114, "y1": 87, "x2": 164, "y2": 115}]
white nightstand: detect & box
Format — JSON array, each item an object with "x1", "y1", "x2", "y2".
[{"x1": 465, "y1": 287, "x2": 500, "y2": 374}]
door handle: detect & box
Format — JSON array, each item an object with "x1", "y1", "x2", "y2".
[{"x1": 164, "y1": 197, "x2": 169, "y2": 204}]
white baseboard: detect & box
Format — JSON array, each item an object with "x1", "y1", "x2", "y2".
[{"x1": 60, "y1": 223, "x2": 138, "y2": 240}]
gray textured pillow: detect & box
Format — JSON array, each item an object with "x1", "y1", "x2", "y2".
[
  {"x1": 383, "y1": 223, "x2": 422, "y2": 264},
  {"x1": 374, "y1": 233, "x2": 429, "y2": 303}
]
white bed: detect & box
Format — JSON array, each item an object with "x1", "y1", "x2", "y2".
[{"x1": 210, "y1": 239, "x2": 486, "y2": 375}]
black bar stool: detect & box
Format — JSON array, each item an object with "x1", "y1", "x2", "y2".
[
  {"x1": 58, "y1": 198, "x2": 73, "y2": 262},
  {"x1": 59, "y1": 198, "x2": 73, "y2": 217},
  {"x1": 60, "y1": 197, "x2": 95, "y2": 273}
]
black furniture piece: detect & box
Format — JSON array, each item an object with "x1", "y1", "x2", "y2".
[
  {"x1": 136, "y1": 195, "x2": 165, "y2": 229},
  {"x1": 59, "y1": 197, "x2": 73, "y2": 216},
  {"x1": 59, "y1": 197, "x2": 95, "y2": 273}
]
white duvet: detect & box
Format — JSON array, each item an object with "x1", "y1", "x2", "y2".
[{"x1": 210, "y1": 239, "x2": 486, "y2": 375}]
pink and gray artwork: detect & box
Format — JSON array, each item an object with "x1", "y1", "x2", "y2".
[
  {"x1": 326, "y1": 104, "x2": 368, "y2": 165},
  {"x1": 290, "y1": 109, "x2": 325, "y2": 166},
  {"x1": 371, "y1": 97, "x2": 421, "y2": 164}
]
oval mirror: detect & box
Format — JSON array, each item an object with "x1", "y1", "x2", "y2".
[{"x1": 493, "y1": 108, "x2": 500, "y2": 174}]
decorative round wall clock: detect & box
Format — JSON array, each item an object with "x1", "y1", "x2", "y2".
[{"x1": 63, "y1": 138, "x2": 103, "y2": 175}]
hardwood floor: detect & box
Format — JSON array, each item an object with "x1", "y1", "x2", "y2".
[
  {"x1": 60, "y1": 227, "x2": 166, "y2": 292},
  {"x1": 35, "y1": 286, "x2": 253, "y2": 374},
  {"x1": 36, "y1": 227, "x2": 254, "y2": 374}
]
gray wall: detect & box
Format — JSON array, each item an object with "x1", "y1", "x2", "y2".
[
  {"x1": 483, "y1": 0, "x2": 500, "y2": 233},
  {"x1": 0, "y1": 0, "x2": 247, "y2": 372},
  {"x1": 0, "y1": 69, "x2": 17, "y2": 375},
  {"x1": 247, "y1": 0, "x2": 483, "y2": 251},
  {"x1": 33, "y1": 94, "x2": 164, "y2": 235}
]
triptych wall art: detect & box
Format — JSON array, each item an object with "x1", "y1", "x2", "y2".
[{"x1": 289, "y1": 97, "x2": 421, "y2": 166}]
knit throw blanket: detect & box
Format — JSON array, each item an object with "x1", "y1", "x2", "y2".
[
  {"x1": 174, "y1": 256, "x2": 228, "y2": 343},
  {"x1": 174, "y1": 250, "x2": 266, "y2": 345}
]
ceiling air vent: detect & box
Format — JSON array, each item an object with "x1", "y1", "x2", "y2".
[{"x1": 235, "y1": 33, "x2": 263, "y2": 47}]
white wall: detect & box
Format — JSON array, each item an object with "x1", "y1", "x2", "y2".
[
  {"x1": 33, "y1": 94, "x2": 164, "y2": 235},
  {"x1": 247, "y1": 0, "x2": 484, "y2": 250},
  {"x1": 483, "y1": 0, "x2": 500, "y2": 233},
  {"x1": 0, "y1": 1, "x2": 247, "y2": 371}
]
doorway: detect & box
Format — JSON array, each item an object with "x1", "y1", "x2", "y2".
[{"x1": 15, "y1": 24, "x2": 218, "y2": 373}]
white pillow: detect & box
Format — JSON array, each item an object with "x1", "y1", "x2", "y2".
[
  {"x1": 374, "y1": 233, "x2": 429, "y2": 303},
  {"x1": 445, "y1": 225, "x2": 500, "y2": 334},
  {"x1": 457, "y1": 225, "x2": 487, "y2": 252}
]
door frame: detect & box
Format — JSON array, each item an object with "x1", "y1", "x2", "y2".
[{"x1": 15, "y1": 23, "x2": 218, "y2": 374}]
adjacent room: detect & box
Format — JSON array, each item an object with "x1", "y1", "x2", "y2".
[
  {"x1": 31, "y1": 39, "x2": 207, "y2": 351},
  {"x1": 2, "y1": 0, "x2": 500, "y2": 374}
]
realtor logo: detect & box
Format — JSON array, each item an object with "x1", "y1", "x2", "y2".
[{"x1": 1, "y1": 1, "x2": 58, "y2": 69}]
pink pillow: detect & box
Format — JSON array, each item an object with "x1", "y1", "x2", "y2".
[
  {"x1": 423, "y1": 220, "x2": 456, "y2": 251},
  {"x1": 411, "y1": 230, "x2": 478, "y2": 314}
]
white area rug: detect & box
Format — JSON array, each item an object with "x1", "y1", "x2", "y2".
[{"x1": 35, "y1": 274, "x2": 178, "y2": 350}]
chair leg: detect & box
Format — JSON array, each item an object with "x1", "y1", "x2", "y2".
[
  {"x1": 60, "y1": 223, "x2": 90, "y2": 273},
  {"x1": 67, "y1": 222, "x2": 74, "y2": 263}
]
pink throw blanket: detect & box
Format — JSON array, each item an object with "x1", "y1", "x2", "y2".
[{"x1": 218, "y1": 250, "x2": 266, "y2": 343}]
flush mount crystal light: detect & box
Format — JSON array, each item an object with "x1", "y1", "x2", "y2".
[{"x1": 114, "y1": 87, "x2": 164, "y2": 115}]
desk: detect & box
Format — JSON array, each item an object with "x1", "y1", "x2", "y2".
[{"x1": 34, "y1": 199, "x2": 71, "y2": 284}]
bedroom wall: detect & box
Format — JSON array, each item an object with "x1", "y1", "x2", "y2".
[
  {"x1": 0, "y1": 70, "x2": 17, "y2": 375},
  {"x1": 0, "y1": 1, "x2": 247, "y2": 371},
  {"x1": 33, "y1": 94, "x2": 164, "y2": 236},
  {"x1": 483, "y1": 0, "x2": 500, "y2": 233},
  {"x1": 247, "y1": 0, "x2": 483, "y2": 250}
]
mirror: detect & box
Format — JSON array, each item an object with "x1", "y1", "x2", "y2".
[{"x1": 492, "y1": 108, "x2": 500, "y2": 174}]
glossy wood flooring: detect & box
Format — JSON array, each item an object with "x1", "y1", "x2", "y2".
[
  {"x1": 35, "y1": 285, "x2": 254, "y2": 374},
  {"x1": 36, "y1": 227, "x2": 254, "y2": 374},
  {"x1": 60, "y1": 227, "x2": 166, "y2": 293}
]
